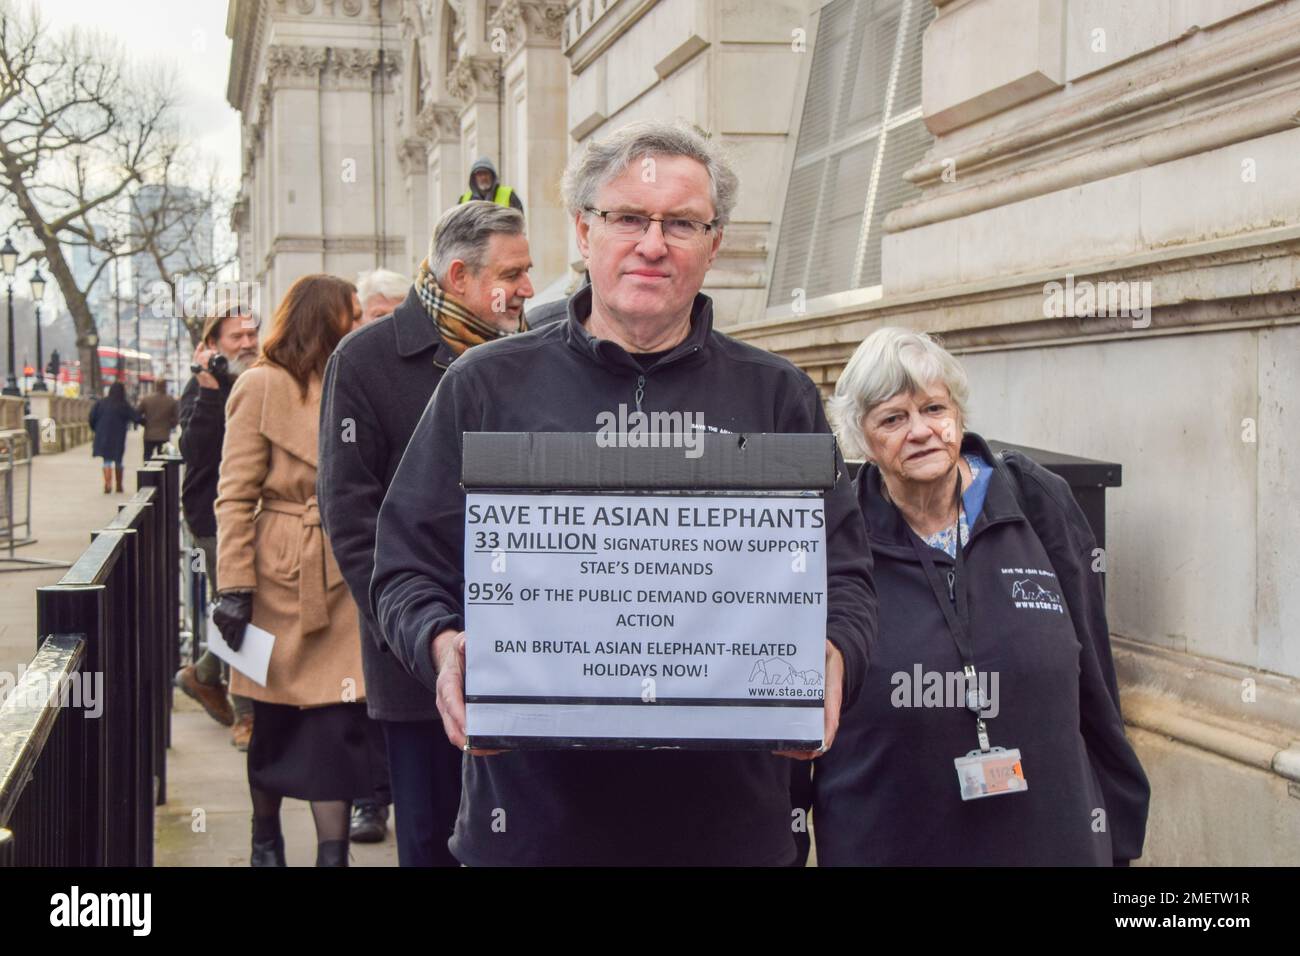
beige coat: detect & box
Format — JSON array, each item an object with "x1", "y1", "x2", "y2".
[{"x1": 214, "y1": 364, "x2": 365, "y2": 707}]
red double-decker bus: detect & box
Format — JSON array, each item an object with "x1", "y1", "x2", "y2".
[
  {"x1": 98, "y1": 346, "x2": 154, "y2": 390},
  {"x1": 56, "y1": 346, "x2": 155, "y2": 397}
]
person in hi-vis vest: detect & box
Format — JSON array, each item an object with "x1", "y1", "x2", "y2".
[{"x1": 458, "y1": 157, "x2": 525, "y2": 216}]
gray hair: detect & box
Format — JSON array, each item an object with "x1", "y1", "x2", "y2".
[
  {"x1": 560, "y1": 120, "x2": 740, "y2": 226},
  {"x1": 356, "y1": 268, "x2": 410, "y2": 304},
  {"x1": 428, "y1": 201, "x2": 525, "y2": 284},
  {"x1": 828, "y1": 327, "x2": 971, "y2": 461}
]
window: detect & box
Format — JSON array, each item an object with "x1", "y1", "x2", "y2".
[{"x1": 768, "y1": 0, "x2": 934, "y2": 307}]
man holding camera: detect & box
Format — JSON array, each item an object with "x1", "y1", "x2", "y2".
[{"x1": 174, "y1": 307, "x2": 260, "y2": 747}]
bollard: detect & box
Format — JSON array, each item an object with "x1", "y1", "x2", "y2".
[{"x1": 23, "y1": 416, "x2": 39, "y2": 457}]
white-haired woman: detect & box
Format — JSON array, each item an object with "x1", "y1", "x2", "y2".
[
  {"x1": 812, "y1": 327, "x2": 1150, "y2": 866},
  {"x1": 356, "y1": 268, "x2": 411, "y2": 326}
]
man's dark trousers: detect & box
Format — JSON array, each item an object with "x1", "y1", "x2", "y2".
[{"x1": 381, "y1": 720, "x2": 463, "y2": 866}]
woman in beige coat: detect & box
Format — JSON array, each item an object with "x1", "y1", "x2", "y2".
[{"x1": 212, "y1": 274, "x2": 375, "y2": 867}]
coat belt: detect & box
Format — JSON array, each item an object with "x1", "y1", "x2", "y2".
[{"x1": 260, "y1": 496, "x2": 332, "y2": 635}]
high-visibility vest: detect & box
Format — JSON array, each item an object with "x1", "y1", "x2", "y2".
[{"x1": 460, "y1": 184, "x2": 514, "y2": 207}]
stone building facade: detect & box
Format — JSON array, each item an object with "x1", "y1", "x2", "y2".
[
  {"x1": 226, "y1": 0, "x2": 407, "y2": 315},
  {"x1": 227, "y1": 0, "x2": 1300, "y2": 863},
  {"x1": 737, "y1": 0, "x2": 1300, "y2": 865}
]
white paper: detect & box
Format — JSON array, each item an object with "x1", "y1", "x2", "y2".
[
  {"x1": 463, "y1": 492, "x2": 827, "y2": 745},
  {"x1": 205, "y1": 609, "x2": 275, "y2": 687}
]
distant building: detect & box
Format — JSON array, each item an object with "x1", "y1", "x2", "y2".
[{"x1": 130, "y1": 184, "x2": 214, "y2": 374}]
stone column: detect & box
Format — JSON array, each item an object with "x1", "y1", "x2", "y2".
[
  {"x1": 319, "y1": 46, "x2": 405, "y2": 283},
  {"x1": 491, "y1": 0, "x2": 570, "y2": 290},
  {"x1": 398, "y1": 138, "x2": 430, "y2": 275},
  {"x1": 419, "y1": 102, "x2": 466, "y2": 235},
  {"x1": 264, "y1": 44, "x2": 329, "y2": 308}
]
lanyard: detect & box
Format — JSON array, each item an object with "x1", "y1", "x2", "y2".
[{"x1": 906, "y1": 468, "x2": 993, "y2": 752}]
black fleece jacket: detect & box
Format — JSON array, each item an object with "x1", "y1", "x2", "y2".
[
  {"x1": 813, "y1": 433, "x2": 1150, "y2": 866},
  {"x1": 370, "y1": 286, "x2": 877, "y2": 865},
  {"x1": 178, "y1": 376, "x2": 231, "y2": 538}
]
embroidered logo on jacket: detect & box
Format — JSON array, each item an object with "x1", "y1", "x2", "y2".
[{"x1": 1002, "y1": 569, "x2": 1065, "y2": 614}]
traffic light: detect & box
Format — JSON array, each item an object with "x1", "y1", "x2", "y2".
[{"x1": 47, "y1": 350, "x2": 61, "y2": 378}]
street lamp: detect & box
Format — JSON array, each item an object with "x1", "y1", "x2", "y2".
[
  {"x1": 112, "y1": 250, "x2": 121, "y2": 366},
  {"x1": 2, "y1": 237, "x2": 19, "y2": 396},
  {"x1": 30, "y1": 267, "x2": 47, "y2": 392},
  {"x1": 134, "y1": 276, "x2": 142, "y2": 398}
]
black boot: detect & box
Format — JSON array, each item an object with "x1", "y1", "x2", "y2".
[
  {"x1": 315, "y1": 838, "x2": 349, "y2": 867},
  {"x1": 250, "y1": 815, "x2": 285, "y2": 867},
  {"x1": 250, "y1": 833, "x2": 286, "y2": 867}
]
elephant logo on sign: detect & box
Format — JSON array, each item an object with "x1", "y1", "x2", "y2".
[{"x1": 748, "y1": 657, "x2": 822, "y2": 687}]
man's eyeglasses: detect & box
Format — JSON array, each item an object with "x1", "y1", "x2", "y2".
[{"x1": 585, "y1": 208, "x2": 716, "y2": 244}]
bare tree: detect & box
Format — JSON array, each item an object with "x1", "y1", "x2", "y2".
[{"x1": 0, "y1": 1, "x2": 178, "y2": 393}]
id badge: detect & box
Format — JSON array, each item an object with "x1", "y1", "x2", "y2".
[{"x1": 954, "y1": 747, "x2": 1027, "y2": 801}]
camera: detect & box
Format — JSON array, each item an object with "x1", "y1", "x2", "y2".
[
  {"x1": 189, "y1": 353, "x2": 227, "y2": 379},
  {"x1": 190, "y1": 353, "x2": 229, "y2": 381}
]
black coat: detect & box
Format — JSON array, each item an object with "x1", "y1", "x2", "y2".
[
  {"x1": 524, "y1": 297, "x2": 568, "y2": 328},
  {"x1": 370, "y1": 285, "x2": 878, "y2": 866},
  {"x1": 89, "y1": 399, "x2": 143, "y2": 461},
  {"x1": 812, "y1": 433, "x2": 1150, "y2": 865},
  {"x1": 178, "y1": 376, "x2": 232, "y2": 538},
  {"x1": 316, "y1": 288, "x2": 452, "y2": 722}
]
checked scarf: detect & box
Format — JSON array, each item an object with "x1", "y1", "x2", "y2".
[{"x1": 415, "y1": 257, "x2": 526, "y2": 356}]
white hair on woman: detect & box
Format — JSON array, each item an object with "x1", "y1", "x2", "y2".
[
  {"x1": 356, "y1": 268, "x2": 411, "y2": 305},
  {"x1": 828, "y1": 327, "x2": 971, "y2": 461}
]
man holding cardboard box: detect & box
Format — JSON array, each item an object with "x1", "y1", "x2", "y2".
[{"x1": 371, "y1": 121, "x2": 877, "y2": 866}]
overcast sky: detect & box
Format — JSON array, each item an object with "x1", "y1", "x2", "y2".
[{"x1": 39, "y1": 0, "x2": 241, "y2": 187}]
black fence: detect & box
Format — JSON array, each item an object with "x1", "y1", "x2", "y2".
[{"x1": 0, "y1": 454, "x2": 182, "y2": 867}]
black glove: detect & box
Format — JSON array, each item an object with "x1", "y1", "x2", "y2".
[{"x1": 213, "y1": 591, "x2": 254, "y2": 652}]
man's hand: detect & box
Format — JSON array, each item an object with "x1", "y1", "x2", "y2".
[
  {"x1": 774, "y1": 640, "x2": 844, "y2": 761},
  {"x1": 192, "y1": 344, "x2": 220, "y2": 391},
  {"x1": 432, "y1": 628, "x2": 503, "y2": 756}
]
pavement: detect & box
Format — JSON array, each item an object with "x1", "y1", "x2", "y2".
[
  {"x1": 2, "y1": 427, "x2": 398, "y2": 867},
  {"x1": 157, "y1": 698, "x2": 398, "y2": 867}
]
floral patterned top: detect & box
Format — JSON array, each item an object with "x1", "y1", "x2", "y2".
[{"x1": 923, "y1": 453, "x2": 993, "y2": 557}]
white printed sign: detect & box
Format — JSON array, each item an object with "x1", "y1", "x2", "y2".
[{"x1": 463, "y1": 493, "x2": 827, "y2": 749}]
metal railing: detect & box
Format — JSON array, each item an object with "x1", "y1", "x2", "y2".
[
  {"x1": 181, "y1": 521, "x2": 209, "y2": 668},
  {"x1": 0, "y1": 428, "x2": 70, "y2": 573},
  {"x1": 0, "y1": 454, "x2": 183, "y2": 866},
  {"x1": 0, "y1": 634, "x2": 87, "y2": 866}
]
